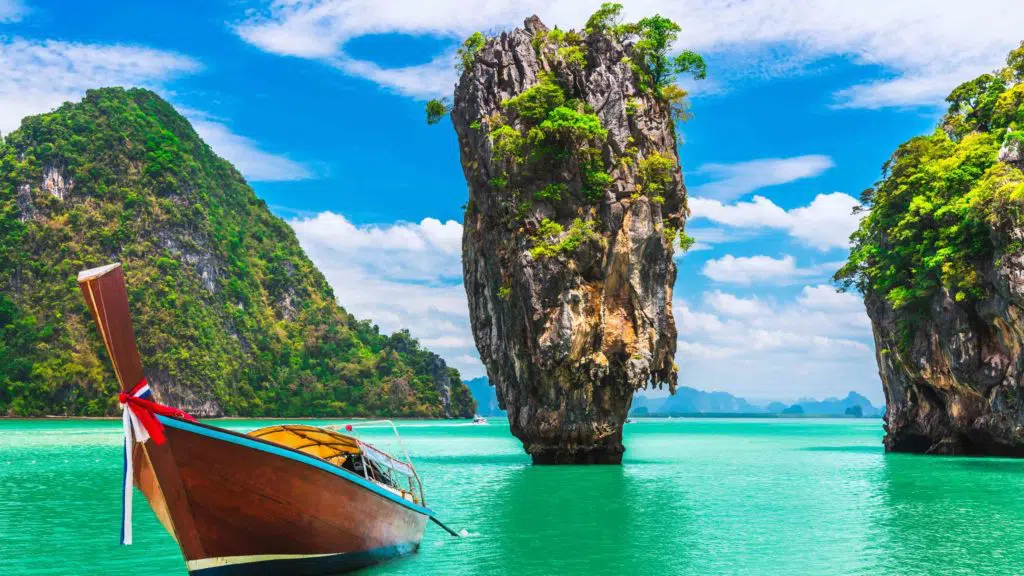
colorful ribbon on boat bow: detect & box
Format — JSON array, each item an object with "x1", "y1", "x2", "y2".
[{"x1": 119, "y1": 379, "x2": 195, "y2": 545}]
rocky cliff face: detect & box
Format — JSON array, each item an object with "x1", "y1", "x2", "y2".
[
  {"x1": 452, "y1": 17, "x2": 684, "y2": 463},
  {"x1": 843, "y1": 44, "x2": 1024, "y2": 455},
  {"x1": 875, "y1": 128, "x2": 1024, "y2": 454},
  {"x1": 0, "y1": 88, "x2": 475, "y2": 418},
  {"x1": 867, "y1": 219, "x2": 1024, "y2": 455}
]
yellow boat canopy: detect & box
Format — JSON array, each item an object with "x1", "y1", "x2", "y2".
[{"x1": 248, "y1": 424, "x2": 361, "y2": 467}]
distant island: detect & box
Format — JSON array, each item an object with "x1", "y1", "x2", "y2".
[
  {"x1": 465, "y1": 377, "x2": 882, "y2": 418},
  {"x1": 632, "y1": 388, "x2": 882, "y2": 417},
  {"x1": 0, "y1": 88, "x2": 475, "y2": 419},
  {"x1": 464, "y1": 377, "x2": 507, "y2": 417}
]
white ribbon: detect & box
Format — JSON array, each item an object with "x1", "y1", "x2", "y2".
[{"x1": 120, "y1": 384, "x2": 151, "y2": 546}]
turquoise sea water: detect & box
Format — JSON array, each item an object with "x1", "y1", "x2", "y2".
[{"x1": 2, "y1": 418, "x2": 1024, "y2": 575}]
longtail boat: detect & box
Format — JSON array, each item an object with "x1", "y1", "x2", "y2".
[{"x1": 78, "y1": 263, "x2": 455, "y2": 576}]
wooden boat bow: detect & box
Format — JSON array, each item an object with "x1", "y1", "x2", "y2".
[{"x1": 76, "y1": 262, "x2": 447, "y2": 575}]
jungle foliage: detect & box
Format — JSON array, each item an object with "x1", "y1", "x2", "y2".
[
  {"x1": 836, "y1": 43, "x2": 1024, "y2": 327},
  {"x1": 0, "y1": 88, "x2": 475, "y2": 418}
]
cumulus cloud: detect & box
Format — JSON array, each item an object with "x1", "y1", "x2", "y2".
[
  {"x1": 0, "y1": 38, "x2": 310, "y2": 182},
  {"x1": 689, "y1": 192, "x2": 862, "y2": 251},
  {"x1": 684, "y1": 289, "x2": 870, "y2": 350},
  {"x1": 289, "y1": 212, "x2": 484, "y2": 377},
  {"x1": 233, "y1": 0, "x2": 1024, "y2": 107},
  {"x1": 675, "y1": 285, "x2": 877, "y2": 401},
  {"x1": 689, "y1": 155, "x2": 834, "y2": 201},
  {"x1": 703, "y1": 290, "x2": 767, "y2": 318},
  {"x1": 797, "y1": 283, "x2": 864, "y2": 312},
  {"x1": 702, "y1": 254, "x2": 842, "y2": 285},
  {"x1": 0, "y1": 38, "x2": 200, "y2": 135}
]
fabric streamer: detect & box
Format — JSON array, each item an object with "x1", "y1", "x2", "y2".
[{"x1": 118, "y1": 379, "x2": 195, "y2": 545}]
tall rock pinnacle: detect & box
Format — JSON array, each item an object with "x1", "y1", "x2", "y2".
[
  {"x1": 446, "y1": 12, "x2": 702, "y2": 463},
  {"x1": 836, "y1": 41, "x2": 1024, "y2": 456}
]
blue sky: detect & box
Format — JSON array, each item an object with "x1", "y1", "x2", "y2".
[{"x1": 3, "y1": 0, "x2": 1023, "y2": 404}]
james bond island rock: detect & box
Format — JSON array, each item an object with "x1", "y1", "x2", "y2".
[
  {"x1": 837, "y1": 42, "x2": 1024, "y2": 456},
  {"x1": 0, "y1": 87, "x2": 475, "y2": 418},
  {"x1": 430, "y1": 6, "x2": 706, "y2": 463}
]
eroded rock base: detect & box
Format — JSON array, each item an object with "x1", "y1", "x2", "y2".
[{"x1": 529, "y1": 445, "x2": 625, "y2": 465}]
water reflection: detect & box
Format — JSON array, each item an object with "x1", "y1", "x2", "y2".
[
  {"x1": 871, "y1": 453, "x2": 1024, "y2": 575},
  {"x1": 480, "y1": 463, "x2": 696, "y2": 575}
]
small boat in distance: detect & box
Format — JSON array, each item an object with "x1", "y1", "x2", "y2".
[
  {"x1": 78, "y1": 263, "x2": 454, "y2": 576},
  {"x1": 472, "y1": 415, "x2": 488, "y2": 425}
]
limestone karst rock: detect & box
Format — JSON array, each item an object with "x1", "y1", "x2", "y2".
[
  {"x1": 838, "y1": 41, "x2": 1024, "y2": 455},
  {"x1": 0, "y1": 88, "x2": 475, "y2": 418},
  {"x1": 866, "y1": 220, "x2": 1024, "y2": 455},
  {"x1": 451, "y1": 16, "x2": 691, "y2": 463}
]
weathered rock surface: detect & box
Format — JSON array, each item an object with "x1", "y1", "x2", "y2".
[
  {"x1": 452, "y1": 17, "x2": 684, "y2": 463},
  {"x1": 868, "y1": 218, "x2": 1024, "y2": 455}
]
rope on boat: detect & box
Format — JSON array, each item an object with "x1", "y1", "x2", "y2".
[{"x1": 117, "y1": 378, "x2": 196, "y2": 546}]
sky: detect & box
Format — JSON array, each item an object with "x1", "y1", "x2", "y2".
[{"x1": 3, "y1": 0, "x2": 1024, "y2": 405}]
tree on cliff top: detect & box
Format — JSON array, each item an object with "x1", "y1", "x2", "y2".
[
  {"x1": 836, "y1": 42, "x2": 1024, "y2": 339},
  {"x1": 426, "y1": 3, "x2": 706, "y2": 129},
  {"x1": 424, "y1": 5, "x2": 705, "y2": 254}
]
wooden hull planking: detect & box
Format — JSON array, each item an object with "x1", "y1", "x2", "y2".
[{"x1": 135, "y1": 416, "x2": 429, "y2": 576}]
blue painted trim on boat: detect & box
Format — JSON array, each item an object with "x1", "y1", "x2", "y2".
[
  {"x1": 189, "y1": 543, "x2": 418, "y2": 576},
  {"x1": 157, "y1": 416, "x2": 434, "y2": 517}
]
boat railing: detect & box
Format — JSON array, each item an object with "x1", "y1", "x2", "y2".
[{"x1": 325, "y1": 420, "x2": 425, "y2": 506}]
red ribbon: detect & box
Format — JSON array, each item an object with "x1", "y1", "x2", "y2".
[{"x1": 118, "y1": 379, "x2": 196, "y2": 446}]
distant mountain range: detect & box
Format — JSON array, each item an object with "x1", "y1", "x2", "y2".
[
  {"x1": 631, "y1": 387, "x2": 883, "y2": 417},
  {"x1": 464, "y1": 377, "x2": 507, "y2": 417},
  {"x1": 465, "y1": 378, "x2": 882, "y2": 418}
]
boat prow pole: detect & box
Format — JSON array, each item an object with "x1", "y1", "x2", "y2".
[
  {"x1": 78, "y1": 262, "x2": 150, "y2": 546},
  {"x1": 429, "y1": 515, "x2": 463, "y2": 538},
  {"x1": 77, "y1": 263, "x2": 145, "y2": 392}
]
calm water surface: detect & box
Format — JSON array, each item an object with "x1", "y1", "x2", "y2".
[{"x1": 2, "y1": 418, "x2": 1023, "y2": 575}]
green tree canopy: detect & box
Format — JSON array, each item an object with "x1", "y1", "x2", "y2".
[{"x1": 836, "y1": 42, "x2": 1024, "y2": 346}]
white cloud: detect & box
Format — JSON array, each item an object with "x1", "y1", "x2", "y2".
[
  {"x1": 289, "y1": 211, "x2": 484, "y2": 378},
  {"x1": 689, "y1": 192, "x2": 862, "y2": 251},
  {"x1": 703, "y1": 254, "x2": 809, "y2": 285},
  {"x1": 332, "y1": 53, "x2": 457, "y2": 98},
  {"x1": 703, "y1": 290, "x2": 766, "y2": 318},
  {"x1": 797, "y1": 284, "x2": 864, "y2": 312},
  {"x1": 833, "y1": 70, "x2": 977, "y2": 110},
  {"x1": 689, "y1": 155, "x2": 834, "y2": 201},
  {"x1": 189, "y1": 118, "x2": 313, "y2": 182},
  {"x1": 0, "y1": 38, "x2": 311, "y2": 182},
  {"x1": 0, "y1": 38, "x2": 200, "y2": 135},
  {"x1": 233, "y1": 0, "x2": 1024, "y2": 107},
  {"x1": 290, "y1": 211, "x2": 462, "y2": 281},
  {"x1": 784, "y1": 192, "x2": 863, "y2": 250},
  {"x1": 701, "y1": 254, "x2": 845, "y2": 285},
  {"x1": 0, "y1": 0, "x2": 24, "y2": 22},
  {"x1": 675, "y1": 286, "x2": 877, "y2": 401}
]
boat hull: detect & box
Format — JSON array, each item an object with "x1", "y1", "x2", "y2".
[{"x1": 134, "y1": 417, "x2": 429, "y2": 576}]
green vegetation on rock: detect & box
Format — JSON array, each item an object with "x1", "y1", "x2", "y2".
[
  {"x1": 0, "y1": 88, "x2": 475, "y2": 418},
  {"x1": 836, "y1": 42, "x2": 1024, "y2": 333},
  {"x1": 427, "y1": 5, "x2": 705, "y2": 263},
  {"x1": 425, "y1": 98, "x2": 452, "y2": 125},
  {"x1": 529, "y1": 217, "x2": 600, "y2": 259},
  {"x1": 493, "y1": 74, "x2": 612, "y2": 209},
  {"x1": 457, "y1": 32, "x2": 487, "y2": 73}
]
